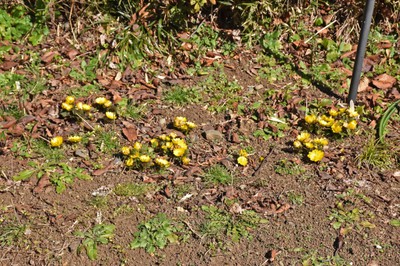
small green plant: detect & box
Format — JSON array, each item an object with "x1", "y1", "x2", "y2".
[
  {"x1": 130, "y1": 213, "x2": 181, "y2": 254},
  {"x1": 12, "y1": 162, "x2": 91, "y2": 193},
  {"x1": 274, "y1": 160, "x2": 305, "y2": 176},
  {"x1": 201, "y1": 205, "x2": 267, "y2": 243},
  {"x1": 164, "y1": 86, "x2": 202, "y2": 106},
  {"x1": 287, "y1": 191, "x2": 304, "y2": 205},
  {"x1": 328, "y1": 189, "x2": 375, "y2": 231},
  {"x1": 117, "y1": 97, "x2": 147, "y2": 119},
  {"x1": 357, "y1": 137, "x2": 393, "y2": 169},
  {"x1": 74, "y1": 223, "x2": 115, "y2": 261},
  {"x1": 253, "y1": 119, "x2": 289, "y2": 141},
  {"x1": 203, "y1": 164, "x2": 233, "y2": 185},
  {"x1": 0, "y1": 222, "x2": 28, "y2": 247},
  {"x1": 113, "y1": 182, "x2": 158, "y2": 197},
  {"x1": 302, "y1": 251, "x2": 347, "y2": 266},
  {"x1": 378, "y1": 99, "x2": 400, "y2": 143},
  {"x1": 69, "y1": 57, "x2": 99, "y2": 82}
]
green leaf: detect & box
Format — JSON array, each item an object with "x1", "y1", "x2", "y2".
[
  {"x1": 84, "y1": 239, "x2": 97, "y2": 260},
  {"x1": 13, "y1": 169, "x2": 36, "y2": 181},
  {"x1": 332, "y1": 221, "x2": 342, "y2": 230},
  {"x1": 389, "y1": 219, "x2": 400, "y2": 227}
]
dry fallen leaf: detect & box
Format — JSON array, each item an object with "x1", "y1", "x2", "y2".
[{"x1": 372, "y1": 74, "x2": 396, "y2": 90}]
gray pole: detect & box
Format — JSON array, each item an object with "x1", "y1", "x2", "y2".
[{"x1": 347, "y1": 0, "x2": 375, "y2": 104}]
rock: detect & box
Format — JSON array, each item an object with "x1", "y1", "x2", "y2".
[{"x1": 204, "y1": 129, "x2": 224, "y2": 141}]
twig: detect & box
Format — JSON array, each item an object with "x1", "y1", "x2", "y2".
[
  {"x1": 75, "y1": 113, "x2": 95, "y2": 131},
  {"x1": 252, "y1": 147, "x2": 274, "y2": 177},
  {"x1": 183, "y1": 220, "x2": 202, "y2": 239},
  {"x1": 305, "y1": 20, "x2": 337, "y2": 44}
]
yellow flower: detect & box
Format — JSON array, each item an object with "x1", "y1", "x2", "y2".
[
  {"x1": 318, "y1": 115, "x2": 335, "y2": 127},
  {"x1": 75, "y1": 102, "x2": 83, "y2": 110},
  {"x1": 105, "y1": 111, "x2": 117, "y2": 120},
  {"x1": 121, "y1": 146, "x2": 131, "y2": 155},
  {"x1": 331, "y1": 122, "x2": 342, "y2": 133},
  {"x1": 313, "y1": 138, "x2": 329, "y2": 146},
  {"x1": 172, "y1": 138, "x2": 187, "y2": 150},
  {"x1": 297, "y1": 132, "x2": 311, "y2": 142},
  {"x1": 339, "y1": 108, "x2": 346, "y2": 114},
  {"x1": 239, "y1": 149, "x2": 248, "y2": 157},
  {"x1": 150, "y1": 139, "x2": 159, "y2": 147},
  {"x1": 50, "y1": 136, "x2": 63, "y2": 147},
  {"x1": 173, "y1": 148, "x2": 186, "y2": 157},
  {"x1": 67, "y1": 136, "x2": 82, "y2": 143},
  {"x1": 65, "y1": 96, "x2": 75, "y2": 105},
  {"x1": 237, "y1": 156, "x2": 248, "y2": 166},
  {"x1": 293, "y1": 140, "x2": 302, "y2": 148},
  {"x1": 347, "y1": 110, "x2": 359, "y2": 118},
  {"x1": 95, "y1": 97, "x2": 107, "y2": 105},
  {"x1": 139, "y1": 155, "x2": 151, "y2": 163},
  {"x1": 174, "y1": 116, "x2": 187, "y2": 128},
  {"x1": 165, "y1": 142, "x2": 173, "y2": 149},
  {"x1": 125, "y1": 158, "x2": 134, "y2": 167},
  {"x1": 104, "y1": 100, "x2": 112, "y2": 108},
  {"x1": 347, "y1": 120, "x2": 357, "y2": 130},
  {"x1": 186, "y1": 122, "x2": 196, "y2": 129},
  {"x1": 329, "y1": 109, "x2": 339, "y2": 117},
  {"x1": 304, "y1": 142, "x2": 314, "y2": 149},
  {"x1": 82, "y1": 104, "x2": 91, "y2": 111},
  {"x1": 182, "y1": 157, "x2": 190, "y2": 165},
  {"x1": 155, "y1": 158, "x2": 170, "y2": 168},
  {"x1": 158, "y1": 134, "x2": 167, "y2": 141},
  {"x1": 169, "y1": 132, "x2": 178, "y2": 139},
  {"x1": 308, "y1": 149, "x2": 324, "y2": 162},
  {"x1": 133, "y1": 142, "x2": 142, "y2": 151},
  {"x1": 305, "y1": 114, "x2": 317, "y2": 124},
  {"x1": 61, "y1": 102, "x2": 73, "y2": 111}
]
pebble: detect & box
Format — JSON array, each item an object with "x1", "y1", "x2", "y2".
[{"x1": 204, "y1": 129, "x2": 224, "y2": 141}]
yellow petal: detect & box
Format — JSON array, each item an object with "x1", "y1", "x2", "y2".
[
  {"x1": 121, "y1": 146, "x2": 131, "y2": 155},
  {"x1": 237, "y1": 156, "x2": 248, "y2": 166},
  {"x1": 139, "y1": 155, "x2": 151, "y2": 163},
  {"x1": 105, "y1": 111, "x2": 117, "y2": 120},
  {"x1": 67, "y1": 136, "x2": 82, "y2": 143},
  {"x1": 307, "y1": 149, "x2": 324, "y2": 162},
  {"x1": 65, "y1": 96, "x2": 75, "y2": 105},
  {"x1": 95, "y1": 97, "x2": 107, "y2": 105},
  {"x1": 61, "y1": 102, "x2": 73, "y2": 111},
  {"x1": 50, "y1": 136, "x2": 63, "y2": 147},
  {"x1": 173, "y1": 148, "x2": 186, "y2": 157}
]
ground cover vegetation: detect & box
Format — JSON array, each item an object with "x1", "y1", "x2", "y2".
[{"x1": 0, "y1": 0, "x2": 399, "y2": 265}]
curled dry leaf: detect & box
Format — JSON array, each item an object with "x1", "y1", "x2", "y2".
[{"x1": 372, "y1": 74, "x2": 396, "y2": 90}]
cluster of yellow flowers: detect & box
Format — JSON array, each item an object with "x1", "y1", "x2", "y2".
[
  {"x1": 94, "y1": 97, "x2": 117, "y2": 120},
  {"x1": 293, "y1": 132, "x2": 328, "y2": 162},
  {"x1": 50, "y1": 135, "x2": 83, "y2": 147},
  {"x1": 121, "y1": 142, "x2": 158, "y2": 169},
  {"x1": 173, "y1": 117, "x2": 196, "y2": 133},
  {"x1": 61, "y1": 96, "x2": 91, "y2": 112},
  {"x1": 61, "y1": 96, "x2": 117, "y2": 120},
  {"x1": 154, "y1": 132, "x2": 190, "y2": 165},
  {"x1": 121, "y1": 132, "x2": 191, "y2": 169},
  {"x1": 304, "y1": 107, "x2": 359, "y2": 134},
  {"x1": 294, "y1": 106, "x2": 360, "y2": 162},
  {"x1": 237, "y1": 149, "x2": 249, "y2": 166}
]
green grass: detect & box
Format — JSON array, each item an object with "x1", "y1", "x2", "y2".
[
  {"x1": 0, "y1": 222, "x2": 28, "y2": 247},
  {"x1": 163, "y1": 86, "x2": 202, "y2": 106},
  {"x1": 93, "y1": 128, "x2": 120, "y2": 154},
  {"x1": 274, "y1": 160, "x2": 305, "y2": 176},
  {"x1": 117, "y1": 97, "x2": 147, "y2": 119},
  {"x1": 201, "y1": 205, "x2": 267, "y2": 244},
  {"x1": 203, "y1": 164, "x2": 234, "y2": 185},
  {"x1": 357, "y1": 137, "x2": 393, "y2": 169},
  {"x1": 113, "y1": 183, "x2": 158, "y2": 197}
]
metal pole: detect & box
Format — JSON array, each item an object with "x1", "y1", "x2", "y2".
[{"x1": 347, "y1": 0, "x2": 375, "y2": 104}]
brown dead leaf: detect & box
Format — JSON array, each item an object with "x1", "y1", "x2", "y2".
[
  {"x1": 33, "y1": 174, "x2": 51, "y2": 194},
  {"x1": 372, "y1": 74, "x2": 396, "y2": 90},
  {"x1": 274, "y1": 203, "x2": 291, "y2": 214},
  {"x1": 67, "y1": 49, "x2": 79, "y2": 59},
  {"x1": 358, "y1": 76, "x2": 370, "y2": 92},
  {"x1": 265, "y1": 249, "x2": 280, "y2": 263},
  {"x1": 122, "y1": 127, "x2": 138, "y2": 142},
  {"x1": 41, "y1": 51, "x2": 58, "y2": 63},
  {"x1": 1, "y1": 61, "x2": 18, "y2": 70},
  {"x1": 92, "y1": 161, "x2": 113, "y2": 176}
]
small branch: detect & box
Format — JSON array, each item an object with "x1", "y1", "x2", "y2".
[{"x1": 305, "y1": 20, "x2": 337, "y2": 44}]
